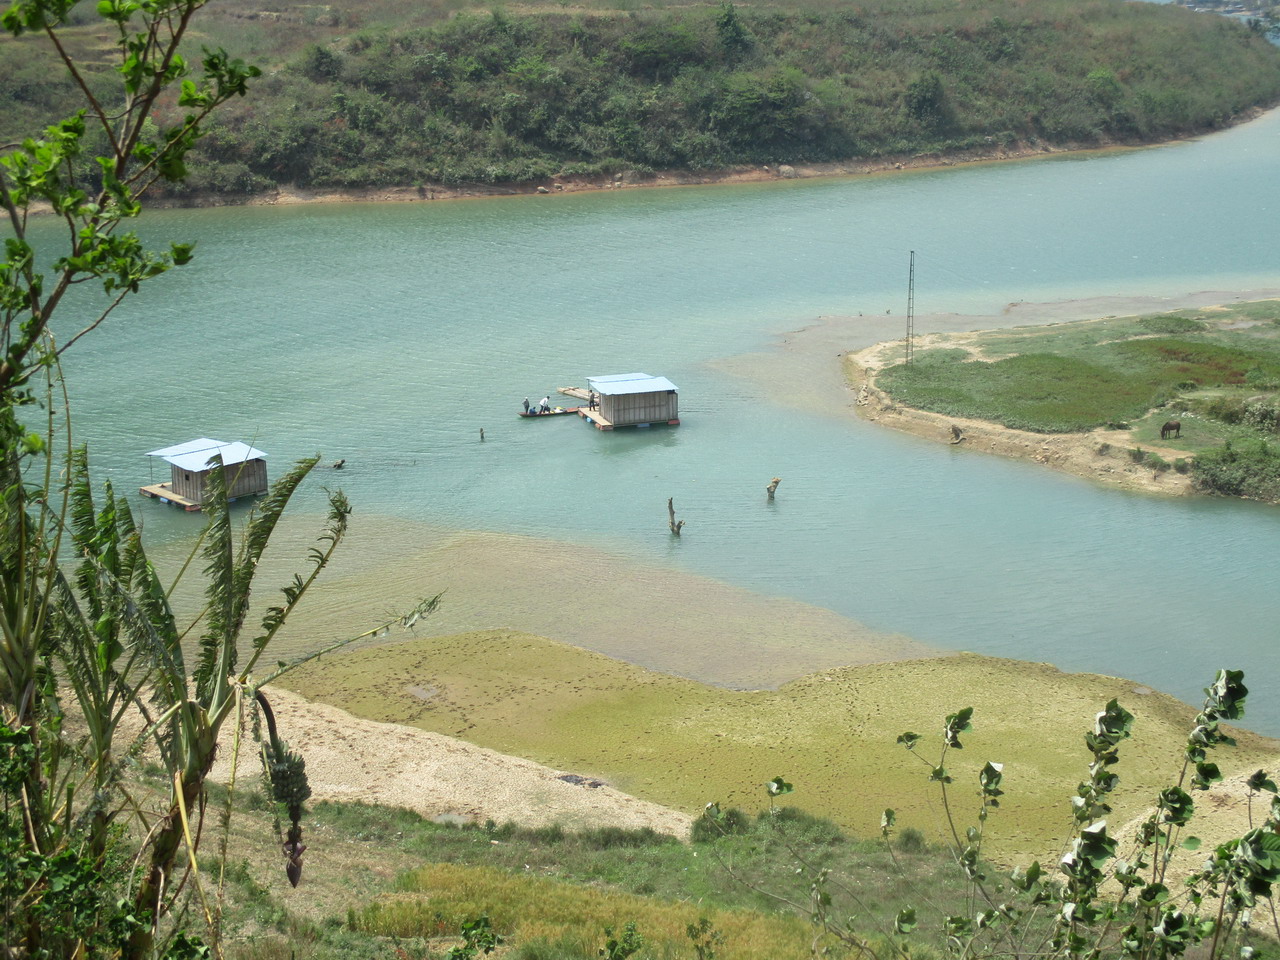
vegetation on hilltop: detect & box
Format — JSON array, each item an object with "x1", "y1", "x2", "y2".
[
  {"x1": 5, "y1": 0, "x2": 1280, "y2": 195},
  {"x1": 872, "y1": 301, "x2": 1280, "y2": 501}
]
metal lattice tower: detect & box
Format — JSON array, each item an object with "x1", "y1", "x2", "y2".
[{"x1": 905, "y1": 250, "x2": 915, "y2": 365}]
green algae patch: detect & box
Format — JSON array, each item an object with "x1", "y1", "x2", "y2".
[{"x1": 285, "y1": 633, "x2": 1280, "y2": 864}]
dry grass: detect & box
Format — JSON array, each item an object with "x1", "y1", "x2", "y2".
[{"x1": 352, "y1": 862, "x2": 818, "y2": 957}]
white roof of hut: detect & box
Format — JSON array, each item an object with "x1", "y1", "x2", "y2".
[
  {"x1": 586, "y1": 373, "x2": 679, "y2": 395},
  {"x1": 146, "y1": 438, "x2": 267, "y2": 472}
]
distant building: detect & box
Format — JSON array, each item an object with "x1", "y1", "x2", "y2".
[{"x1": 141, "y1": 438, "x2": 268, "y2": 510}]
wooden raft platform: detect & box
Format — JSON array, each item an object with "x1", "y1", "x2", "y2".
[
  {"x1": 557, "y1": 386, "x2": 590, "y2": 401},
  {"x1": 139, "y1": 482, "x2": 202, "y2": 511},
  {"x1": 575, "y1": 409, "x2": 680, "y2": 431}
]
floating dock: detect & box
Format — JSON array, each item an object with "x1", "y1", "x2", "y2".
[{"x1": 139, "y1": 482, "x2": 202, "y2": 511}]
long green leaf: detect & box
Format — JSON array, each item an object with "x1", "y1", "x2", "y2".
[{"x1": 194, "y1": 454, "x2": 234, "y2": 703}]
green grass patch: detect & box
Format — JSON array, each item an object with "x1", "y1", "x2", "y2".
[
  {"x1": 880, "y1": 350, "x2": 1166, "y2": 432},
  {"x1": 321, "y1": 808, "x2": 1004, "y2": 959}
]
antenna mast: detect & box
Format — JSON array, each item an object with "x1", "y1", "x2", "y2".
[{"x1": 905, "y1": 250, "x2": 915, "y2": 365}]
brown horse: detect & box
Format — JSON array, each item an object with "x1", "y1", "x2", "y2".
[{"x1": 1160, "y1": 420, "x2": 1181, "y2": 440}]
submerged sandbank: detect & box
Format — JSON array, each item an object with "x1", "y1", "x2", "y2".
[{"x1": 156, "y1": 512, "x2": 939, "y2": 692}]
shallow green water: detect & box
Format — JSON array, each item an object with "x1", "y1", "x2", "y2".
[{"x1": 52, "y1": 111, "x2": 1280, "y2": 732}]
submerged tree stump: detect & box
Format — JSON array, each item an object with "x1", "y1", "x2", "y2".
[
  {"x1": 766, "y1": 477, "x2": 782, "y2": 500},
  {"x1": 668, "y1": 497, "x2": 685, "y2": 535}
]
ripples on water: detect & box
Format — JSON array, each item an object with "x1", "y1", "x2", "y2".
[{"x1": 39, "y1": 110, "x2": 1280, "y2": 734}]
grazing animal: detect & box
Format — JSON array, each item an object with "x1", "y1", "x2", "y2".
[{"x1": 1160, "y1": 420, "x2": 1181, "y2": 440}]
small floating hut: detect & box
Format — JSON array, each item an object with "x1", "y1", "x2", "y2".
[
  {"x1": 140, "y1": 438, "x2": 268, "y2": 511},
  {"x1": 579, "y1": 373, "x2": 680, "y2": 430}
]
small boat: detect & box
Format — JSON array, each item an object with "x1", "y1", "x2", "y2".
[{"x1": 518, "y1": 406, "x2": 580, "y2": 418}]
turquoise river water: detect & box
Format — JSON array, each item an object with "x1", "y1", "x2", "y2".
[{"x1": 48, "y1": 110, "x2": 1280, "y2": 733}]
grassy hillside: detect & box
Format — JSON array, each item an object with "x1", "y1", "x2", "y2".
[
  {"x1": 202, "y1": 787, "x2": 1035, "y2": 959},
  {"x1": 4, "y1": 0, "x2": 1279, "y2": 194},
  {"x1": 283, "y1": 630, "x2": 1280, "y2": 865}
]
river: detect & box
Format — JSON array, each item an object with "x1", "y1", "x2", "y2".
[{"x1": 52, "y1": 109, "x2": 1280, "y2": 734}]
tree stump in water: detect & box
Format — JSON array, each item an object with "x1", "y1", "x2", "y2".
[
  {"x1": 766, "y1": 477, "x2": 782, "y2": 500},
  {"x1": 668, "y1": 497, "x2": 685, "y2": 536}
]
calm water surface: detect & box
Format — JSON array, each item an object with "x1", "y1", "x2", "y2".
[{"x1": 52, "y1": 111, "x2": 1280, "y2": 732}]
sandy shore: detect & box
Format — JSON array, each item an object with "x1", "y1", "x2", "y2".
[{"x1": 209, "y1": 686, "x2": 692, "y2": 837}]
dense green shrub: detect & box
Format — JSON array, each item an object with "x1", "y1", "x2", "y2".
[
  {"x1": 1137, "y1": 314, "x2": 1208, "y2": 334},
  {"x1": 1244, "y1": 395, "x2": 1280, "y2": 433},
  {"x1": 1192, "y1": 438, "x2": 1280, "y2": 499},
  {"x1": 692, "y1": 805, "x2": 752, "y2": 842},
  {"x1": 1197, "y1": 395, "x2": 1248, "y2": 424},
  {"x1": 757, "y1": 806, "x2": 846, "y2": 845}
]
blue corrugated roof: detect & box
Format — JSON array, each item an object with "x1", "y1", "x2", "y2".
[
  {"x1": 586, "y1": 373, "x2": 679, "y2": 396},
  {"x1": 146, "y1": 439, "x2": 267, "y2": 471}
]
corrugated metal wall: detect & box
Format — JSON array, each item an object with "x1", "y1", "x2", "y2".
[
  {"x1": 169, "y1": 460, "x2": 268, "y2": 504},
  {"x1": 602, "y1": 391, "x2": 678, "y2": 425}
]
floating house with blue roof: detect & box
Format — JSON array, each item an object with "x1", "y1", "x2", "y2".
[
  {"x1": 140, "y1": 437, "x2": 268, "y2": 510},
  {"x1": 579, "y1": 373, "x2": 680, "y2": 430}
]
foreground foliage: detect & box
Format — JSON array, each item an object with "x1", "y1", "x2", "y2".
[
  {"x1": 0, "y1": 0, "x2": 432, "y2": 955},
  {"x1": 702, "y1": 670, "x2": 1279, "y2": 960}
]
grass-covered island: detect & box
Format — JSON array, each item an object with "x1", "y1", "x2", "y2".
[
  {"x1": 850, "y1": 299, "x2": 1280, "y2": 501},
  {"x1": 4, "y1": 0, "x2": 1280, "y2": 197}
]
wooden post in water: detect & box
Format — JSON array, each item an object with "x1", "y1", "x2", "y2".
[
  {"x1": 480, "y1": 427, "x2": 485, "y2": 442},
  {"x1": 766, "y1": 477, "x2": 782, "y2": 500},
  {"x1": 905, "y1": 249, "x2": 915, "y2": 365},
  {"x1": 667, "y1": 497, "x2": 685, "y2": 536}
]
